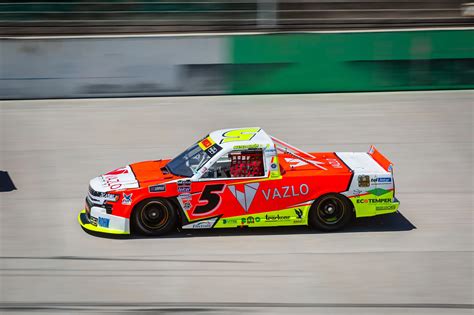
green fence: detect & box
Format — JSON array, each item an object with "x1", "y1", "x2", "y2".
[{"x1": 229, "y1": 30, "x2": 474, "y2": 94}]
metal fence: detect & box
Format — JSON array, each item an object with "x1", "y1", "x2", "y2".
[{"x1": 0, "y1": 0, "x2": 473, "y2": 35}]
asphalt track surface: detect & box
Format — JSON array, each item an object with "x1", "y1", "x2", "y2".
[{"x1": 0, "y1": 90, "x2": 472, "y2": 314}]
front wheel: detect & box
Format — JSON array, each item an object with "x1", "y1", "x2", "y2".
[
  {"x1": 309, "y1": 194, "x2": 353, "y2": 231},
  {"x1": 131, "y1": 198, "x2": 177, "y2": 236}
]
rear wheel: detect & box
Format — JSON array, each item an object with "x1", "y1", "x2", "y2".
[
  {"x1": 309, "y1": 194, "x2": 353, "y2": 231},
  {"x1": 132, "y1": 198, "x2": 177, "y2": 236}
]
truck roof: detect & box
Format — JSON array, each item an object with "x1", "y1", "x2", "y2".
[{"x1": 209, "y1": 127, "x2": 273, "y2": 150}]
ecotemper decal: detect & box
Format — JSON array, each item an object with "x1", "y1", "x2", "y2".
[{"x1": 349, "y1": 188, "x2": 399, "y2": 217}]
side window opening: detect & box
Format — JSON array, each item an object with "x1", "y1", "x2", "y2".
[{"x1": 202, "y1": 149, "x2": 265, "y2": 179}]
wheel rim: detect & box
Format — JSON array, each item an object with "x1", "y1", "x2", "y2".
[
  {"x1": 316, "y1": 197, "x2": 345, "y2": 225},
  {"x1": 140, "y1": 201, "x2": 169, "y2": 230}
]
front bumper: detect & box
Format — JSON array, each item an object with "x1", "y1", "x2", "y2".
[{"x1": 78, "y1": 209, "x2": 130, "y2": 235}]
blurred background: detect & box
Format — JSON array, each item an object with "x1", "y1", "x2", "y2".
[
  {"x1": 0, "y1": 1, "x2": 473, "y2": 314},
  {"x1": 0, "y1": 0, "x2": 473, "y2": 35},
  {"x1": 0, "y1": 0, "x2": 473, "y2": 99}
]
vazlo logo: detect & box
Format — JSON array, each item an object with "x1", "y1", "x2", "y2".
[
  {"x1": 228, "y1": 183, "x2": 260, "y2": 212},
  {"x1": 262, "y1": 184, "x2": 309, "y2": 200}
]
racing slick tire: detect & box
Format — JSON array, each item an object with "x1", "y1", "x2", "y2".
[
  {"x1": 131, "y1": 198, "x2": 178, "y2": 236},
  {"x1": 309, "y1": 193, "x2": 353, "y2": 231}
]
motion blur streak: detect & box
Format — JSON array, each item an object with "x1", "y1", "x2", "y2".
[{"x1": 0, "y1": 91, "x2": 473, "y2": 314}]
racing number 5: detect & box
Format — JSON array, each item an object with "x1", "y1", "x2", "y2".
[
  {"x1": 220, "y1": 128, "x2": 260, "y2": 144},
  {"x1": 193, "y1": 184, "x2": 225, "y2": 214}
]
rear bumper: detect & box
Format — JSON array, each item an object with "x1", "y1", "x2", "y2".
[
  {"x1": 351, "y1": 195, "x2": 400, "y2": 218},
  {"x1": 78, "y1": 209, "x2": 130, "y2": 235}
]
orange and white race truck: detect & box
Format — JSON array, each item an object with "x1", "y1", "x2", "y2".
[{"x1": 79, "y1": 127, "x2": 399, "y2": 236}]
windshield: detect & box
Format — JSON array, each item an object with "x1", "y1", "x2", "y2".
[{"x1": 166, "y1": 142, "x2": 212, "y2": 177}]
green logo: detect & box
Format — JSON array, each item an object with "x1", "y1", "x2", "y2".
[{"x1": 367, "y1": 188, "x2": 389, "y2": 196}]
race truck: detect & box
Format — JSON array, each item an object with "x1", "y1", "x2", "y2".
[{"x1": 78, "y1": 127, "x2": 400, "y2": 236}]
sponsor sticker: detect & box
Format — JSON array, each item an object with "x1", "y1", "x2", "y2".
[
  {"x1": 358, "y1": 175, "x2": 370, "y2": 187},
  {"x1": 265, "y1": 214, "x2": 291, "y2": 222},
  {"x1": 122, "y1": 193, "x2": 132, "y2": 205},
  {"x1": 98, "y1": 217, "x2": 110, "y2": 228},
  {"x1": 198, "y1": 136, "x2": 214, "y2": 150},
  {"x1": 149, "y1": 184, "x2": 166, "y2": 193},
  {"x1": 233, "y1": 144, "x2": 260, "y2": 150},
  {"x1": 182, "y1": 217, "x2": 217, "y2": 229},
  {"x1": 376, "y1": 205, "x2": 397, "y2": 211},
  {"x1": 222, "y1": 218, "x2": 239, "y2": 225},
  {"x1": 177, "y1": 180, "x2": 191, "y2": 193},
  {"x1": 198, "y1": 136, "x2": 222, "y2": 158},
  {"x1": 204, "y1": 143, "x2": 222, "y2": 157},
  {"x1": 356, "y1": 198, "x2": 392, "y2": 204}
]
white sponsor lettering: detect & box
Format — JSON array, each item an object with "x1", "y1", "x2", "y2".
[{"x1": 262, "y1": 184, "x2": 309, "y2": 200}]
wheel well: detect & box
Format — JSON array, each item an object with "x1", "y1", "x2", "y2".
[
  {"x1": 130, "y1": 197, "x2": 180, "y2": 230},
  {"x1": 310, "y1": 193, "x2": 354, "y2": 212}
]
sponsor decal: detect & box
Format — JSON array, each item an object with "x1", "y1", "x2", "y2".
[
  {"x1": 98, "y1": 217, "x2": 110, "y2": 228},
  {"x1": 183, "y1": 201, "x2": 192, "y2": 211},
  {"x1": 182, "y1": 217, "x2": 218, "y2": 229},
  {"x1": 326, "y1": 158, "x2": 343, "y2": 169},
  {"x1": 356, "y1": 198, "x2": 392, "y2": 204},
  {"x1": 194, "y1": 221, "x2": 213, "y2": 228},
  {"x1": 241, "y1": 216, "x2": 261, "y2": 224},
  {"x1": 233, "y1": 144, "x2": 260, "y2": 150},
  {"x1": 228, "y1": 183, "x2": 259, "y2": 212},
  {"x1": 122, "y1": 193, "x2": 132, "y2": 205},
  {"x1": 265, "y1": 214, "x2": 291, "y2": 221},
  {"x1": 198, "y1": 137, "x2": 214, "y2": 150},
  {"x1": 89, "y1": 216, "x2": 98, "y2": 226},
  {"x1": 222, "y1": 218, "x2": 239, "y2": 225},
  {"x1": 204, "y1": 143, "x2": 222, "y2": 158},
  {"x1": 377, "y1": 177, "x2": 392, "y2": 183},
  {"x1": 178, "y1": 193, "x2": 193, "y2": 211},
  {"x1": 149, "y1": 184, "x2": 166, "y2": 193},
  {"x1": 358, "y1": 175, "x2": 370, "y2": 187},
  {"x1": 284, "y1": 158, "x2": 308, "y2": 168},
  {"x1": 101, "y1": 175, "x2": 123, "y2": 190},
  {"x1": 265, "y1": 148, "x2": 277, "y2": 155},
  {"x1": 262, "y1": 184, "x2": 309, "y2": 201},
  {"x1": 100, "y1": 166, "x2": 138, "y2": 190},
  {"x1": 352, "y1": 189, "x2": 363, "y2": 197},
  {"x1": 180, "y1": 193, "x2": 192, "y2": 199},
  {"x1": 270, "y1": 163, "x2": 277, "y2": 170},
  {"x1": 376, "y1": 205, "x2": 397, "y2": 211},
  {"x1": 177, "y1": 180, "x2": 191, "y2": 193},
  {"x1": 295, "y1": 208, "x2": 303, "y2": 219}
]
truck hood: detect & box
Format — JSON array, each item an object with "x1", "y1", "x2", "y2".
[{"x1": 89, "y1": 160, "x2": 176, "y2": 193}]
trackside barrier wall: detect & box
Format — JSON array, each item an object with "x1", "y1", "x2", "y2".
[
  {"x1": 229, "y1": 30, "x2": 474, "y2": 94},
  {"x1": 0, "y1": 36, "x2": 228, "y2": 99},
  {"x1": 0, "y1": 29, "x2": 473, "y2": 99}
]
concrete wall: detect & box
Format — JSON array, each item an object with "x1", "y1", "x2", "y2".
[
  {"x1": 1, "y1": 29, "x2": 473, "y2": 99},
  {"x1": 0, "y1": 36, "x2": 227, "y2": 99}
]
